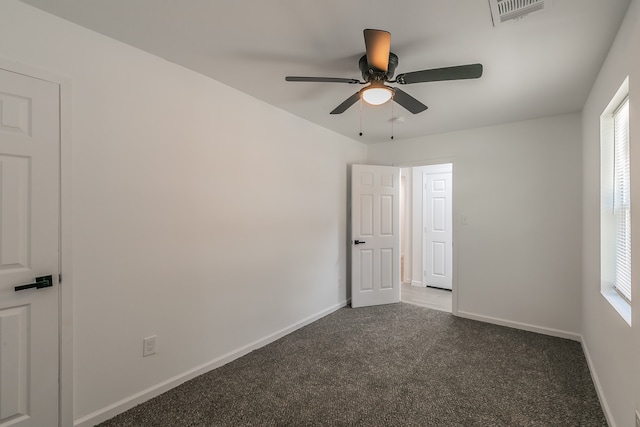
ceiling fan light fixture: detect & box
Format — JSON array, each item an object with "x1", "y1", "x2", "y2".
[
  {"x1": 285, "y1": 29, "x2": 481, "y2": 115},
  {"x1": 362, "y1": 86, "x2": 392, "y2": 106}
]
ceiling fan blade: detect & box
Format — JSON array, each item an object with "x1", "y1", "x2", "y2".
[
  {"x1": 286, "y1": 76, "x2": 361, "y2": 84},
  {"x1": 392, "y1": 88, "x2": 428, "y2": 114},
  {"x1": 396, "y1": 63, "x2": 483, "y2": 85},
  {"x1": 363, "y1": 29, "x2": 391, "y2": 73},
  {"x1": 330, "y1": 92, "x2": 361, "y2": 115}
]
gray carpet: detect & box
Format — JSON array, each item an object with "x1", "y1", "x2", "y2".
[{"x1": 98, "y1": 303, "x2": 607, "y2": 426}]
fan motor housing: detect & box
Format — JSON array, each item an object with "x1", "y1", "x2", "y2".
[{"x1": 360, "y1": 52, "x2": 398, "y2": 81}]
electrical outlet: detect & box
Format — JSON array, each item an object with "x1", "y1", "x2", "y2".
[{"x1": 143, "y1": 335, "x2": 157, "y2": 357}]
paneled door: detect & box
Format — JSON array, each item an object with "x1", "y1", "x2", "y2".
[
  {"x1": 0, "y1": 68, "x2": 60, "y2": 426},
  {"x1": 351, "y1": 165, "x2": 400, "y2": 308},
  {"x1": 423, "y1": 164, "x2": 452, "y2": 290}
]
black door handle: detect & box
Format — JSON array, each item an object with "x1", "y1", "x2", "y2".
[
  {"x1": 15, "y1": 275, "x2": 53, "y2": 292},
  {"x1": 354, "y1": 240, "x2": 366, "y2": 245}
]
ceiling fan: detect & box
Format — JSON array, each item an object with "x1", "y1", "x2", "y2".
[{"x1": 285, "y1": 29, "x2": 483, "y2": 115}]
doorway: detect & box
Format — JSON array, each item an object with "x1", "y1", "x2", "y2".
[{"x1": 399, "y1": 164, "x2": 453, "y2": 312}]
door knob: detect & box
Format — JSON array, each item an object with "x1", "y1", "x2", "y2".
[
  {"x1": 354, "y1": 240, "x2": 366, "y2": 245},
  {"x1": 14, "y1": 275, "x2": 53, "y2": 292}
]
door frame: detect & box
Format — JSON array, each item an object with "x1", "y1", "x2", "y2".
[
  {"x1": 395, "y1": 158, "x2": 458, "y2": 315},
  {"x1": 0, "y1": 57, "x2": 73, "y2": 427}
]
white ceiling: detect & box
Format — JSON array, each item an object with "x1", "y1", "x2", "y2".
[{"x1": 19, "y1": 0, "x2": 630, "y2": 143}]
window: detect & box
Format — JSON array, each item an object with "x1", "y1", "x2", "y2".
[
  {"x1": 600, "y1": 77, "x2": 631, "y2": 325},
  {"x1": 613, "y1": 97, "x2": 630, "y2": 302}
]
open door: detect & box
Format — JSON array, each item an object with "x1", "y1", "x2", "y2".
[
  {"x1": 351, "y1": 164, "x2": 401, "y2": 308},
  {"x1": 0, "y1": 68, "x2": 60, "y2": 426}
]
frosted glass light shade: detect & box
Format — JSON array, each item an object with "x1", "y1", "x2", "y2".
[{"x1": 362, "y1": 87, "x2": 392, "y2": 105}]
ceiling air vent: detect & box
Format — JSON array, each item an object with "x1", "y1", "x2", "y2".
[{"x1": 489, "y1": 0, "x2": 551, "y2": 26}]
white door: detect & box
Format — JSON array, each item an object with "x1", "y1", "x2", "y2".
[
  {"x1": 351, "y1": 164, "x2": 401, "y2": 308},
  {"x1": 0, "y1": 69, "x2": 60, "y2": 426},
  {"x1": 423, "y1": 164, "x2": 452, "y2": 290}
]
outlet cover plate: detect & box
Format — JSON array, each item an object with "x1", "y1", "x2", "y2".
[{"x1": 143, "y1": 335, "x2": 157, "y2": 357}]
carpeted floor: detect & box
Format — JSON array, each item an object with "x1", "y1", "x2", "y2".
[{"x1": 98, "y1": 303, "x2": 607, "y2": 426}]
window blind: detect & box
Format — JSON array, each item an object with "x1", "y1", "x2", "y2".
[{"x1": 614, "y1": 97, "x2": 631, "y2": 302}]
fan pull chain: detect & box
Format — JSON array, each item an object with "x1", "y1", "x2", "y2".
[
  {"x1": 390, "y1": 97, "x2": 394, "y2": 140},
  {"x1": 359, "y1": 98, "x2": 363, "y2": 136}
]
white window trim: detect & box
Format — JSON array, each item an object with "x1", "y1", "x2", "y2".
[
  {"x1": 600, "y1": 76, "x2": 631, "y2": 326},
  {"x1": 602, "y1": 288, "x2": 631, "y2": 324}
]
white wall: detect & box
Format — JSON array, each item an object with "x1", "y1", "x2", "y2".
[
  {"x1": 368, "y1": 113, "x2": 583, "y2": 337},
  {"x1": 582, "y1": 0, "x2": 639, "y2": 426},
  {"x1": 0, "y1": 1, "x2": 367, "y2": 424}
]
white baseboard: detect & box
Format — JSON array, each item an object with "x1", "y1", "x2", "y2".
[
  {"x1": 580, "y1": 338, "x2": 616, "y2": 427},
  {"x1": 456, "y1": 310, "x2": 581, "y2": 342},
  {"x1": 74, "y1": 300, "x2": 349, "y2": 427},
  {"x1": 411, "y1": 280, "x2": 424, "y2": 287}
]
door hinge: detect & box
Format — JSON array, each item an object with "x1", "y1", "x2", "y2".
[{"x1": 59, "y1": 273, "x2": 62, "y2": 284}]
